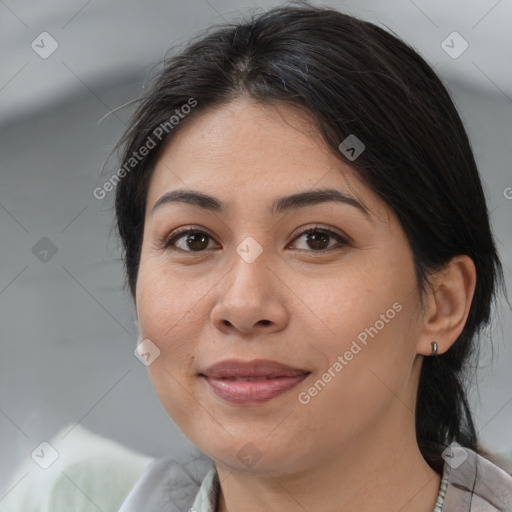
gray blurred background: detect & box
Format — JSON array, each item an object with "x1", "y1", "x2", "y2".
[{"x1": 1, "y1": 0, "x2": 511, "y2": 499}]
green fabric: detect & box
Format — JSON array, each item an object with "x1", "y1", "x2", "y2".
[
  {"x1": 1, "y1": 424, "x2": 154, "y2": 512},
  {"x1": 47, "y1": 457, "x2": 150, "y2": 512}
]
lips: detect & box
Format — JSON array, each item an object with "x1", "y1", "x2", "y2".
[
  {"x1": 200, "y1": 359, "x2": 311, "y2": 404},
  {"x1": 200, "y1": 358, "x2": 310, "y2": 379}
]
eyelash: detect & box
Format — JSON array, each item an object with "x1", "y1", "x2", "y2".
[{"x1": 158, "y1": 225, "x2": 349, "y2": 254}]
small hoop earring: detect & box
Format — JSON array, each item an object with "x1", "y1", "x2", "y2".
[{"x1": 431, "y1": 341, "x2": 438, "y2": 356}]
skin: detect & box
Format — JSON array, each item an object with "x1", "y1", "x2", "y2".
[{"x1": 135, "y1": 97, "x2": 476, "y2": 512}]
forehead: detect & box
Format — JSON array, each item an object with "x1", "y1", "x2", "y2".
[{"x1": 145, "y1": 98, "x2": 388, "y2": 224}]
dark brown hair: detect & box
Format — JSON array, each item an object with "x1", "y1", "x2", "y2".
[{"x1": 112, "y1": 1, "x2": 506, "y2": 469}]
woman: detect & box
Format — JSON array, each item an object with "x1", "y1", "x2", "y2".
[{"x1": 114, "y1": 3, "x2": 512, "y2": 511}]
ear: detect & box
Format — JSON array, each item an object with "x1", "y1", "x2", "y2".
[{"x1": 416, "y1": 255, "x2": 477, "y2": 356}]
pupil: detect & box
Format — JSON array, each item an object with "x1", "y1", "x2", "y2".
[
  {"x1": 188, "y1": 232, "x2": 208, "y2": 250},
  {"x1": 308, "y1": 231, "x2": 328, "y2": 250}
]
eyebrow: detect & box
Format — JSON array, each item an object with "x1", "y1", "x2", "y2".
[{"x1": 151, "y1": 187, "x2": 371, "y2": 218}]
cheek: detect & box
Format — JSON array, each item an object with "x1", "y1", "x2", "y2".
[
  {"x1": 309, "y1": 252, "x2": 420, "y2": 397},
  {"x1": 295, "y1": 303, "x2": 418, "y2": 445},
  {"x1": 135, "y1": 261, "x2": 206, "y2": 392},
  {"x1": 136, "y1": 256, "x2": 209, "y2": 343},
  {"x1": 318, "y1": 260, "x2": 408, "y2": 343},
  {"x1": 135, "y1": 265, "x2": 205, "y2": 428}
]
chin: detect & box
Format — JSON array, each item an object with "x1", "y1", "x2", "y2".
[{"x1": 197, "y1": 436, "x2": 305, "y2": 477}]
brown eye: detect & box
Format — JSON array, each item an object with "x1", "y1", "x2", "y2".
[
  {"x1": 289, "y1": 227, "x2": 348, "y2": 252},
  {"x1": 164, "y1": 229, "x2": 216, "y2": 252}
]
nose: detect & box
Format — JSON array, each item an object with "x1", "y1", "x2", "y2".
[{"x1": 210, "y1": 244, "x2": 289, "y2": 336}]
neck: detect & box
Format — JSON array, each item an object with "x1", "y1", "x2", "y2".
[{"x1": 215, "y1": 412, "x2": 441, "y2": 512}]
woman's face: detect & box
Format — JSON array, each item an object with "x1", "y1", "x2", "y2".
[{"x1": 136, "y1": 98, "x2": 427, "y2": 475}]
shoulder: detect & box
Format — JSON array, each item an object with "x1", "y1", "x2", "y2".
[
  {"x1": 118, "y1": 455, "x2": 214, "y2": 512},
  {"x1": 443, "y1": 443, "x2": 512, "y2": 510}
]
